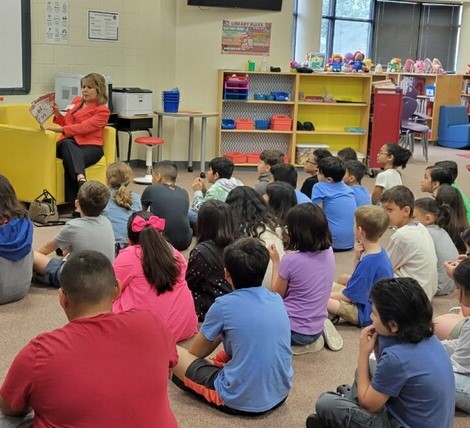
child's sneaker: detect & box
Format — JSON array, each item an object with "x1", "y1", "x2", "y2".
[
  {"x1": 292, "y1": 336, "x2": 324, "y2": 355},
  {"x1": 323, "y1": 318, "x2": 343, "y2": 351},
  {"x1": 306, "y1": 413, "x2": 327, "y2": 428}
]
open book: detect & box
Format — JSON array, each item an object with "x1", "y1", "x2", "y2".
[{"x1": 29, "y1": 92, "x2": 55, "y2": 128}]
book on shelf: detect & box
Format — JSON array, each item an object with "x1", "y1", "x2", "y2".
[{"x1": 29, "y1": 92, "x2": 55, "y2": 128}]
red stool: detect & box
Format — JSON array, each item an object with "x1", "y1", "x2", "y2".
[{"x1": 133, "y1": 136, "x2": 164, "y2": 184}]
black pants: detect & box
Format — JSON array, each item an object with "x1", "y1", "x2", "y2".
[{"x1": 56, "y1": 138, "x2": 103, "y2": 203}]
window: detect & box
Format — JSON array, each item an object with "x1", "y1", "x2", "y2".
[
  {"x1": 293, "y1": 0, "x2": 461, "y2": 72},
  {"x1": 320, "y1": 0, "x2": 374, "y2": 58},
  {"x1": 373, "y1": 1, "x2": 461, "y2": 71}
]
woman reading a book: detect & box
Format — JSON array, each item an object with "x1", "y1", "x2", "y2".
[{"x1": 45, "y1": 73, "x2": 110, "y2": 208}]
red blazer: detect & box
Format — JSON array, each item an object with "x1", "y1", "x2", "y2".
[{"x1": 53, "y1": 96, "x2": 110, "y2": 146}]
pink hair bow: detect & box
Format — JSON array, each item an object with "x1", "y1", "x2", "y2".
[{"x1": 131, "y1": 215, "x2": 166, "y2": 232}]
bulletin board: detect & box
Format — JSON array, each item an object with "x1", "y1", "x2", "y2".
[{"x1": 0, "y1": 0, "x2": 31, "y2": 94}]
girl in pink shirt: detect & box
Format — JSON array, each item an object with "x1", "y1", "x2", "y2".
[{"x1": 112, "y1": 211, "x2": 197, "y2": 342}]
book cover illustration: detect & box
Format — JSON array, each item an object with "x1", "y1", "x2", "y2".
[{"x1": 29, "y1": 92, "x2": 55, "y2": 128}]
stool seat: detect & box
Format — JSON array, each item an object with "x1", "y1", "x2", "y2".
[
  {"x1": 133, "y1": 137, "x2": 165, "y2": 185},
  {"x1": 135, "y1": 136, "x2": 164, "y2": 146}
]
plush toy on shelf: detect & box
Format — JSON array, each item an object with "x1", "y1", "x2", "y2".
[
  {"x1": 350, "y1": 51, "x2": 366, "y2": 72},
  {"x1": 329, "y1": 54, "x2": 343, "y2": 72},
  {"x1": 414, "y1": 60, "x2": 425, "y2": 73},
  {"x1": 387, "y1": 57, "x2": 402, "y2": 72},
  {"x1": 432, "y1": 58, "x2": 443, "y2": 74},
  {"x1": 404, "y1": 58, "x2": 415, "y2": 73},
  {"x1": 363, "y1": 58, "x2": 373, "y2": 72},
  {"x1": 424, "y1": 58, "x2": 434, "y2": 73},
  {"x1": 375, "y1": 63, "x2": 384, "y2": 73}
]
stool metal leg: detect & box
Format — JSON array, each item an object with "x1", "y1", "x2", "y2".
[{"x1": 133, "y1": 145, "x2": 153, "y2": 185}]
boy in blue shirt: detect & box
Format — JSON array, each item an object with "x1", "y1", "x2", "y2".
[
  {"x1": 312, "y1": 157, "x2": 357, "y2": 250},
  {"x1": 271, "y1": 163, "x2": 312, "y2": 204},
  {"x1": 343, "y1": 160, "x2": 371, "y2": 207},
  {"x1": 309, "y1": 277, "x2": 455, "y2": 428},
  {"x1": 328, "y1": 205, "x2": 393, "y2": 327},
  {"x1": 172, "y1": 237, "x2": 293, "y2": 415}
]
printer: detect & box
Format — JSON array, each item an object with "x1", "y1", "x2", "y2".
[{"x1": 112, "y1": 87, "x2": 153, "y2": 116}]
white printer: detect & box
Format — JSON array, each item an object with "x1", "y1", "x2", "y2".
[{"x1": 112, "y1": 87, "x2": 153, "y2": 116}]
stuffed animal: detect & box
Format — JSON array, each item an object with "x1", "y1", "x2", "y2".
[
  {"x1": 404, "y1": 59, "x2": 415, "y2": 73},
  {"x1": 363, "y1": 58, "x2": 373, "y2": 72},
  {"x1": 414, "y1": 60, "x2": 425, "y2": 73},
  {"x1": 387, "y1": 57, "x2": 402, "y2": 72},
  {"x1": 424, "y1": 58, "x2": 434, "y2": 73},
  {"x1": 375, "y1": 63, "x2": 383, "y2": 73},
  {"x1": 330, "y1": 54, "x2": 343, "y2": 72},
  {"x1": 351, "y1": 51, "x2": 365, "y2": 72},
  {"x1": 432, "y1": 58, "x2": 443, "y2": 74}
]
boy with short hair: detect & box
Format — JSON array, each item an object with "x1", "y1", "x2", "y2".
[
  {"x1": 309, "y1": 277, "x2": 455, "y2": 428},
  {"x1": 312, "y1": 157, "x2": 357, "y2": 251},
  {"x1": 328, "y1": 205, "x2": 393, "y2": 327},
  {"x1": 434, "y1": 160, "x2": 470, "y2": 223},
  {"x1": 0, "y1": 250, "x2": 178, "y2": 428},
  {"x1": 337, "y1": 147, "x2": 358, "y2": 162},
  {"x1": 420, "y1": 165, "x2": 453, "y2": 197},
  {"x1": 172, "y1": 237, "x2": 293, "y2": 415},
  {"x1": 189, "y1": 157, "x2": 243, "y2": 226},
  {"x1": 141, "y1": 160, "x2": 192, "y2": 251},
  {"x1": 380, "y1": 185, "x2": 438, "y2": 299},
  {"x1": 254, "y1": 149, "x2": 285, "y2": 196},
  {"x1": 33, "y1": 181, "x2": 115, "y2": 288},
  {"x1": 271, "y1": 163, "x2": 312, "y2": 204},
  {"x1": 300, "y1": 148, "x2": 332, "y2": 198},
  {"x1": 343, "y1": 160, "x2": 372, "y2": 206}
]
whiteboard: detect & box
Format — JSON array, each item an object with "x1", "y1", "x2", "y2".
[{"x1": 0, "y1": 0, "x2": 31, "y2": 94}]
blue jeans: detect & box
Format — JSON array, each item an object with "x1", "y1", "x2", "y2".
[
  {"x1": 455, "y1": 372, "x2": 470, "y2": 413},
  {"x1": 291, "y1": 330, "x2": 322, "y2": 346}
]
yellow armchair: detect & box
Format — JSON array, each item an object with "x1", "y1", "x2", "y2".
[{"x1": 0, "y1": 104, "x2": 115, "y2": 204}]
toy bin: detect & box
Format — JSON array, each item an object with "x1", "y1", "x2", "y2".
[
  {"x1": 221, "y1": 119, "x2": 235, "y2": 129},
  {"x1": 224, "y1": 152, "x2": 247, "y2": 163},
  {"x1": 246, "y1": 152, "x2": 260, "y2": 163},
  {"x1": 270, "y1": 115, "x2": 292, "y2": 131},
  {"x1": 255, "y1": 119, "x2": 270, "y2": 130},
  {"x1": 235, "y1": 118, "x2": 255, "y2": 130},
  {"x1": 295, "y1": 144, "x2": 330, "y2": 165},
  {"x1": 271, "y1": 91, "x2": 290, "y2": 101}
]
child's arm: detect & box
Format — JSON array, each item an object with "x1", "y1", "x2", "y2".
[
  {"x1": 356, "y1": 326, "x2": 389, "y2": 412},
  {"x1": 36, "y1": 238, "x2": 58, "y2": 255},
  {"x1": 189, "y1": 332, "x2": 222, "y2": 358},
  {"x1": 268, "y1": 244, "x2": 288, "y2": 297},
  {"x1": 371, "y1": 185, "x2": 383, "y2": 205},
  {"x1": 330, "y1": 291, "x2": 352, "y2": 302}
]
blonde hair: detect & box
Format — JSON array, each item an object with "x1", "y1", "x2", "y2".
[
  {"x1": 106, "y1": 161, "x2": 133, "y2": 210},
  {"x1": 355, "y1": 205, "x2": 389, "y2": 241},
  {"x1": 81, "y1": 73, "x2": 108, "y2": 105}
]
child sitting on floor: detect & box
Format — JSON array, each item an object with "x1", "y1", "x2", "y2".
[
  {"x1": 172, "y1": 237, "x2": 293, "y2": 415},
  {"x1": 254, "y1": 149, "x2": 285, "y2": 196},
  {"x1": 413, "y1": 197, "x2": 459, "y2": 296},
  {"x1": 112, "y1": 211, "x2": 197, "y2": 342},
  {"x1": 33, "y1": 181, "x2": 115, "y2": 288},
  {"x1": 420, "y1": 165, "x2": 453, "y2": 197},
  {"x1": 300, "y1": 148, "x2": 332, "y2": 198},
  {"x1": 371, "y1": 144, "x2": 412, "y2": 205},
  {"x1": 269, "y1": 204, "x2": 340, "y2": 354},
  {"x1": 309, "y1": 277, "x2": 455, "y2": 428},
  {"x1": 312, "y1": 157, "x2": 357, "y2": 251},
  {"x1": 186, "y1": 200, "x2": 234, "y2": 322},
  {"x1": 141, "y1": 160, "x2": 192, "y2": 251},
  {"x1": 328, "y1": 205, "x2": 393, "y2": 327},
  {"x1": 102, "y1": 161, "x2": 142, "y2": 255},
  {"x1": 380, "y1": 185, "x2": 438, "y2": 300},
  {"x1": 343, "y1": 160, "x2": 371, "y2": 207}
]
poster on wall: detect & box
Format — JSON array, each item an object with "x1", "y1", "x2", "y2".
[
  {"x1": 221, "y1": 20, "x2": 271, "y2": 55},
  {"x1": 88, "y1": 10, "x2": 119, "y2": 41},
  {"x1": 45, "y1": 0, "x2": 68, "y2": 45}
]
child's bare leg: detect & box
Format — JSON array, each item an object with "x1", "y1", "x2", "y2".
[
  {"x1": 172, "y1": 345, "x2": 209, "y2": 381},
  {"x1": 33, "y1": 251, "x2": 51, "y2": 275},
  {"x1": 327, "y1": 298, "x2": 341, "y2": 315},
  {"x1": 434, "y1": 313, "x2": 464, "y2": 340}
]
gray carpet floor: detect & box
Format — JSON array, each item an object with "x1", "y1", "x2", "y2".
[{"x1": 1, "y1": 142, "x2": 469, "y2": 426}]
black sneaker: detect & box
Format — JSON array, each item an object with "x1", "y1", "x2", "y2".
[{"x1": 306, "y1": 413, "x2": 326, "y2": 428}]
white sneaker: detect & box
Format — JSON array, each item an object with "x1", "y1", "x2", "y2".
[
  {"x1": 292, "y1": 336, "x2": 324, "y2": 355},
  {"x1": 323, "y1": 318, "x2": 343, "y2": 351}
]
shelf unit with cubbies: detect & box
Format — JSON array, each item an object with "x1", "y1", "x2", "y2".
[
  {"x1": 461, "y1": 75, "x2": 470, "y2": 117},
  {"x1": 382, "y1": 73, "x2": 463, "y2": 141},
  {"x1": 217, "y1": 70, "x2": 373, "y2": 166},
  {"x1": 217, "y1": 70, "x2": 296, "y2": 166}
]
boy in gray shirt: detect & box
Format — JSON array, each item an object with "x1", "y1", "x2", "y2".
[{"x1": 33, "y1": 181, "x2": 115, "y2": 287}]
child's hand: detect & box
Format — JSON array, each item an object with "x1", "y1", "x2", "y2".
[
  {"x1": 268, "y1": 244, "x2": 280, "y2": 263},
  {"x1": 359, "y1": 325, "x2": 377, "y2": 357},
  {"x1": 191, "y1": 177, "x2": 206, "y2": 192},
  {"x1": 444, "y1": 259, "x2": 461, "y2": 280}
]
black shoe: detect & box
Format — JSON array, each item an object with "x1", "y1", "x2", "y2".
[
  {"x1": 306, "y1": 413, "x2": 326, "y2": 428},
  {"x1": 77, "y1": 179, "x2": 87, "y2": 189}
]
